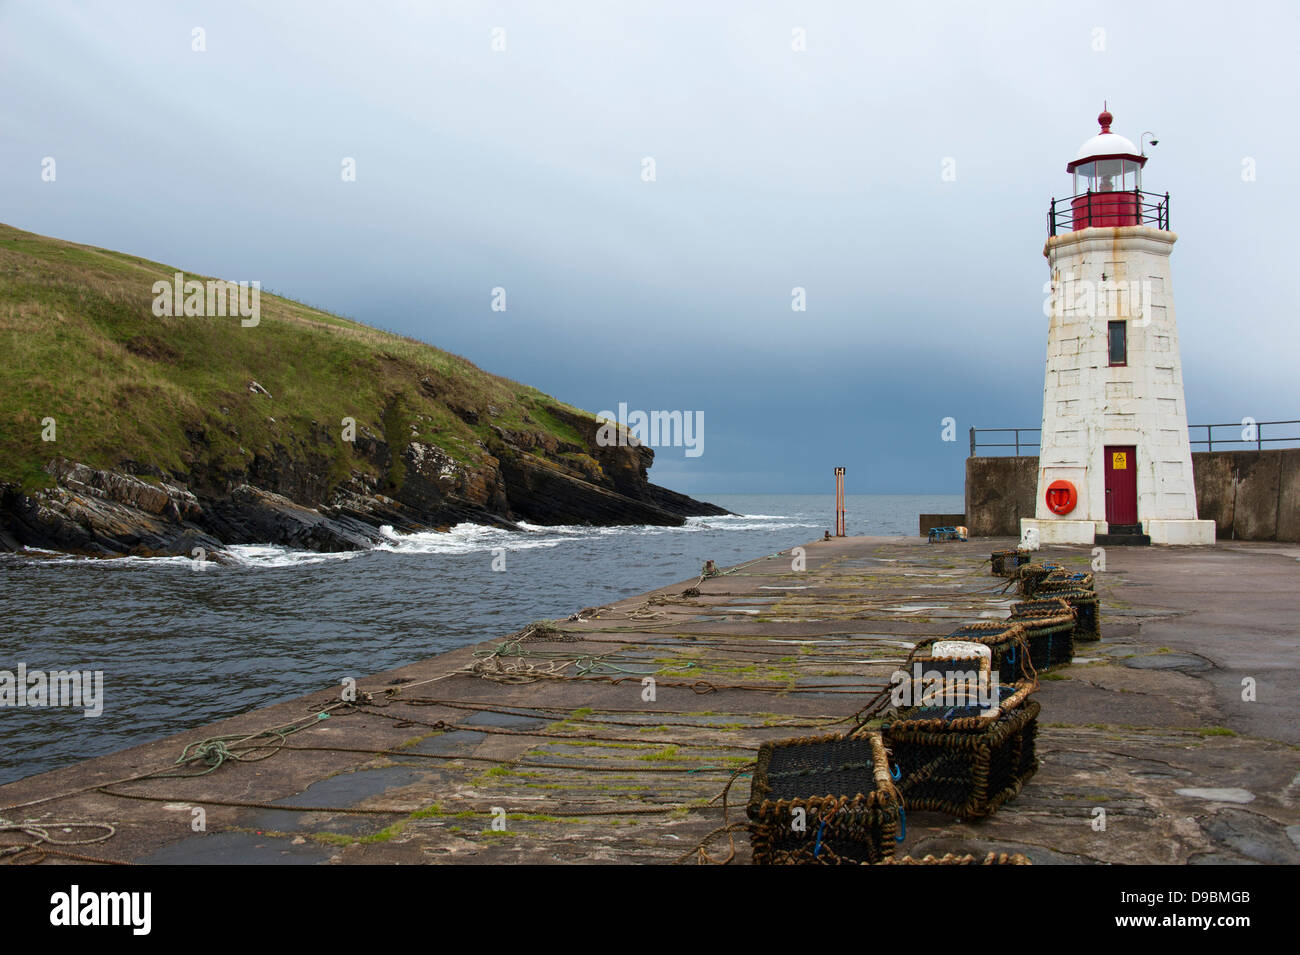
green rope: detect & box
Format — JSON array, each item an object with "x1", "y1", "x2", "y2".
[
  {"x1": 154, "y1": 713, "x2": 331, "y2": 778},
  {"x1": 473, "y1": 638, "x2": 698, "y2": 677},
  {"x1": 572, "y1": 657, "x2": 697, "y2": 677}
]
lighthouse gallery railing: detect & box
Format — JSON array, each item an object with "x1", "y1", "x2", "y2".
[{"x1": 1048, "y1": 189, "x2": 1170, "y2": 236}]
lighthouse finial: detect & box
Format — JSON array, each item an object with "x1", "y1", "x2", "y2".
[{"x1": 1098, "y1": 104, "x2": 1113, "y2": 133}]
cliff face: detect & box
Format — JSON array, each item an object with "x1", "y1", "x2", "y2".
[{"x1": 0, "y1": 224, "x2": 726, "y2": 557}]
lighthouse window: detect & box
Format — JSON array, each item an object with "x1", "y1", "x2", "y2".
[
  {"x1": 1073, "y1": 161, "x2": 1094, "y2": 196},
  {"x1": 1096, "y1": 159, "x2": 1123, "y2": 192},
  {"x1": 1108, "y1": 321, "x2": 1128, "y2": 366},
  {"x1": 1074, "y1": 159, "x2": 1139, "y2": 195}
]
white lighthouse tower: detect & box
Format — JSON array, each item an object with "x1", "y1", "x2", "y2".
[{"x1": 1021, "y1": 108, "x2": 1215, "y2": 547}]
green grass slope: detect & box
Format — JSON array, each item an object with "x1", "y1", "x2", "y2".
[{"x1": 0, "y1": 223, "x2": 593, "y2": 496}]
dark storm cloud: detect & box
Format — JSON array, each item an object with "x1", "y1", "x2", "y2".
[{"x1": 3, "y1": 1, "x2": 1295, "y2": 492}]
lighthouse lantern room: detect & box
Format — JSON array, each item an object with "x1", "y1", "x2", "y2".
[{"x1": 1021, "y1": 109, "x2": 1216, "y2": 548}]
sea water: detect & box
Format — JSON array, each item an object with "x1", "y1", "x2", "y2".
[{"x1": 0, "y1": 493, "x2": 959, "y2": 784}]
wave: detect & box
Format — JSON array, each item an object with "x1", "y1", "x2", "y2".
[
  {"x1": 226, "y1": 512, "x2": 822, "y2": 564},
  {"x1": 699, "y1": 513, "x2": 790, "y2": 520},
  {"x1": 689, "y1": 520, "x2": 821, "y2": 532},
  {"x1": 223, "y1": 545, "x2": 365, "y2": 569},
  {"x1": 372, "y1": 523, "x2": 590, "y2": 555},
  {"x1": 4, "y1": 549, "x2": 196, "y2": 568},
  {"x1": 3, "y1": 511, "x2": 821, "y2": 568}
]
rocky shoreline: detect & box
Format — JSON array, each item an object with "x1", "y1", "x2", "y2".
[{"x1": 0, "y1": 409, "x2": 727, "y2": 558}]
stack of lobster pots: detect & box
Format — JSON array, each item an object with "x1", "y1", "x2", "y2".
[
  {"x1": 1009, "y1": 555, "x2": 1101, "y2": 644},
  {"x1": 744, "y1": 548, "x2": 1101, "y2": 865}
]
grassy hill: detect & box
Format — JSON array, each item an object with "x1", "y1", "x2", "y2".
[
  {"x1": 0, "y1": 222, "x2": 589, "y2": 492},
  {"x1": 0, "y1": 223, "x2": 719, "y2": 555}
]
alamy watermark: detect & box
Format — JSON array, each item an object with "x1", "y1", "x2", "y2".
[
  {"x1": 596, "y1": 403, "x2": 704, "y2": 457},
  {"x1": 152, "y1": 272, "x2": 260, "y2": 327},
  {"x1": 889, "y1": 663, "x2": 1001, "y2": 711},
  {"x1": 1044, "y1": 272, "x2": 1153, "y2": 327},
  {"x1": 50, "y1": 885, "x2": 150, "y2": 935},
  {"x1": 0, "y1": 663, "x2": 103, "y2": 717}
]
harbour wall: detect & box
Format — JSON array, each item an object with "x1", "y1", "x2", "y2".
[{"x1": 964, "y1": 449, "x2": 1300, "y2": 541}]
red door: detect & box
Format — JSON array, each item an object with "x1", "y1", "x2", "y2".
[{"x1": 1104, "y1": 445, "x2": 1138, "y2": 524}]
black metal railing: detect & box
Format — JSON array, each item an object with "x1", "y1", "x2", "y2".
[
  {"x1": 972, "y1": 420, "x2": 1300, "y2": 456},
  {"x1": 1189, "y1": 419, "x2": 1300, "y2": 452},
  {"x1": 1048, "y1": 190, "x2": 1170, "y2": 236}
]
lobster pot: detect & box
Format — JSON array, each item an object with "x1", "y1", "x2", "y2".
[
  {"x1": 1057, "y1": 588, "x2": 1100, "y2": 641},
  {"x1": 1010, "y1": 596, "x2": 1072, "y2": 617},
  {"x1": 1018, "y1": 590, "x2": 1100, "y2": 642},
  {"x1": 899, "y1": 640, "x2": 996, "y2": 719},
  {"x1": 920, "y1": 621, "x2": 1032, "y2": 686},
  {"x1": 877, "y1": 851, "x2": 1032, "y2": 866},
  {"x1": 1014, "y1": 612, "x2": 1075, "y2": 673},
  {"x1": 990, "y1": 549, "x2": 1030, "y2": 578},
  {"x1": 748, "y1": 731, "x2": 902, "y2": 865},
  {"x1": 885, "y1": 682, "x2": 1040, "y2": 820},
  {"x1": 1040, "y1": 570, "x2": 1095, "y2": 594},
  {"x1": 1015, "y1": 563, "x2": 1054, "y2": 597}
]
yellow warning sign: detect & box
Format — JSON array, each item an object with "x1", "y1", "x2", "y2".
[{"x1": 1112, "y1": 451, "x2": 1128, "y2": 470}]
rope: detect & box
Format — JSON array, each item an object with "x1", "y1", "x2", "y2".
[
  {"x1": 674, "y1": 761, "x2": 756, "y2": 865},
  {"x1": 671, "y1": 822, "x2": 749, "y2": 866},
  {"x1": 1, "y1": 846, "x2": 133, "y2": 866},
  {"x1": 96, "y1": 787, "x2": 710, "y2": 818},
  {"x1": 619, "y1": 551, "x2": 790, "y2": 621},
  {"x1": 0, "y1": 819, "x2": 123, "y2": 866},
  {"x1": 387, "y1": 695, "x2": 843, "y2": 730},
  {"x1": 349, "y1": 704, "x2": 755, "y2": 751},
  {"x1": 151, "y1": 711, "x2": 336, "y2": 778},
  {"x1": 0, "y1": 819, "x2": 115, "y2": 846},
  {"x1": 277, "y1": 744, "x2": 738, "y2": 774}
]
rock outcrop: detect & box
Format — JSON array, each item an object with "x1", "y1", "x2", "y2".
[{"x1": 0, "y1": 418, "x2": 728, "y2": 558}]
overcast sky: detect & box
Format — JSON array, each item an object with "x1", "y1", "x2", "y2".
[{"x1": 4, "y1": 1, "x2": 1297, "y2": 494}]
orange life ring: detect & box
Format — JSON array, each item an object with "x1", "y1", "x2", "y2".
[{"x1": 1045, "y1": 480, "x2": 1078, "y2": 516}]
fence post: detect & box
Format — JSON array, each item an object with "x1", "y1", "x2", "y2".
[{"x1": 969, "y1": 427, "x2": 976, "y2": 457}]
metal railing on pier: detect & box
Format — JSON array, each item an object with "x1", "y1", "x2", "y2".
[
  {"x1": 1189, "y1": 419, "x2": 1300, "y2": 452},
  {"x1": 971, "y1": 421, "x2": 1300, "y2": 456},
  {"x1": 969, "y1": 428, "x2": 1040, "y2": 457}
]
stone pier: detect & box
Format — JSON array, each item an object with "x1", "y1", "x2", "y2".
[{"x1": 2, "y1": 536, "x2": 1297, "y2": 864}]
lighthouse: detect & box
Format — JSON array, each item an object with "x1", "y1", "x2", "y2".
[{"x1": 1020, "y1": 109, "x2": 1216, "y2": 547}]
